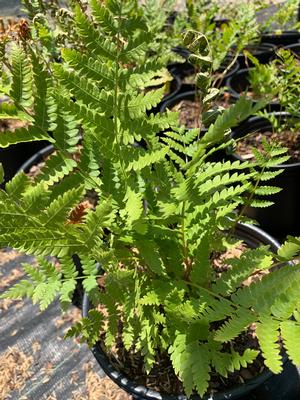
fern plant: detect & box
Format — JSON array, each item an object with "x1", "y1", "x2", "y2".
[
  {"x1": 1, "y1": 1, "x2": 300, "y2": 398},
  {"x1": 247, "y1": 47, "x2": 300, "y2": 116}
]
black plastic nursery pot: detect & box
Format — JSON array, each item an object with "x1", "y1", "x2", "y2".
[
  {"x1": 160, "y1": 90, "x2": 197, "y2": 115},
  {"x1": 230, "y1": 113, "x2": 300, "y2": 238},
  {"x1": 82, "y1": 223, "x2": 300, "y2": 400},
  {"x1": 283, "y1": 42, "x2": 300, "y2": 55},
  {"x1": 235, "y1": 43, "x2": 276, "y2": 69},
  {"x1": 171, "y1": 46, "x2": 190, "y2": 60},
  {"x1": 0, "y1": 140, "x2": 51, "y2": 187},
  {"x1": 213, "y1": 57, "x2": 241, "y2": 88},
  {"x1": 168, "y1": 57, "x2": 240, "y2": 93},
  {"x1": 226, "y1": 68, "x2": 281, "y2": 112},
  {"x1": 260, "y1": 30, "x2": 300, "y2": 46},
  {"x1": 17, "y1": 143, "x2": 54, "y2": 174}
]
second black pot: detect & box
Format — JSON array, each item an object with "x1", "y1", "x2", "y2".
[
  {"x1": 235, "y1": 43, "x2": 276, "y2": 69},
  {"x1": 168, "y1": 57, "x2": 240, "y2": 93},
  {"x1": 230, "y1": 113, "x2": 300, "y2": 238},
  {"x1": 283, "y1": 42, "x2": 300, "y2": 55},
  {"x1": 226, "y1": 68, "x2": 281, "y2": 112},
  {"x1": 260, "y1": 30, "x2": 300, "y2": 46}
]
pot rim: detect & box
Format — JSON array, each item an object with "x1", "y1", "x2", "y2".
[
  {"x1": 167, "y1": 59, "x2": 240, "y2": 83},
  {"x1": 230, "y1": 111, "x2": 300, "y2": 169},
  {"x1": 82, "y1": 222, "x2": 284, "y2": 400},
  {"x1": 160, "y1": 90, "x2": 196, "y2": 114},
  {"x1": 17, "y1": 144, "x2": 54, "y2": 174},
  {"x1": 236, "y1": 42, "x2": 277, "y2": 55},
  {"x1": 283, "y1": 43, "x2": 300, "y2": 51},
  {"x1": 261, "y1": 30, "x2": 300, "y2": 38}
]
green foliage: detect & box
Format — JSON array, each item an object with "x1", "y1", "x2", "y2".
[
  {"x1": 10, "y1": 44, "x2": 33, "y2": 108},
  {"x1": 65, "y1": 309, "x2": 105, "y2": 347},
  {"x1": 248, "y1": 48, "x2": 300, "y2": 119},
  {"x1": 1, "y1": 1, "x2": 300, "y2": 398},
  {"x1": 261, "y1": 0, "x2": 300, "y2": 32}
]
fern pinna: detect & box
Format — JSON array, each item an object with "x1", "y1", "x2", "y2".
[{"x1": 1, "y1": 1, "x2": 300, "y2": 397}]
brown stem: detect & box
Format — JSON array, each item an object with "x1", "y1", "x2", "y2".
[{"x1": 212, "y1": 52, "x2": 239, "y2": 89}]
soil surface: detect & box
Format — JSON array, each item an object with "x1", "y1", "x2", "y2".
[
  {"x1": 236, "y1": 129, "x2": 300, "y2": 164},
  {"x1": 108, "y1": 329, "x2": 265, "y2": 396},
  {"x1": 0, "y1": 118, "x2": 27, "y2": 132}
]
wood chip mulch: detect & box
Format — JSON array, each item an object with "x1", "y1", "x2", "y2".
[{"x1": 0, "y1": 347, "x2": 34, "y2": 400}]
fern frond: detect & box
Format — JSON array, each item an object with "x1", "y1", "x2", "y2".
[
  {"x1": 52, "y1": 107, "x2": 81, "y2": 153},
  {"x1": 228, "y1": 348, "x2": 259, "y2": 372},
  {"x1": 33, "y1": 257, "x2": 62, "y2": 310},
  {"x1": 254, "y1": 185, "x2": 282, "y2": 196},
  {"x1": 59, "y1": 256, "x2": 78, "y2": 310},
  {"x1": 212, "y1": 247, "x2": 273, "y2": 296},
  {"x1": 90, "y1": 0, "x2": 118, "y2": 35},
  {"x1": 0, "y1": 229, "x2": 81, "y2": 258},
  {"x1": 186, "y1": 97, "x2": 266, "y2": 171},
  {"x1": 126, "y1": 148, "x2": 168, "y2": 172},
  {"x1": 80, "y1": 199, "x2": 117, "y2": 248},
  {"x1": 259, "y1": 170, "x2": 284, "y2": 181},
  {"x1": 169, "y1": 336, "x2": 210, "y2": 397},
  {"x1": 250, "y1": 199, "x2": 274, "y2": 208},
  {"x1": 62, "y1": 48, "x2": 115, "y2": 89},
  {"x1": 136, "y1": 240, "x2": 166, "y2": 276},
  {"x1": 10, "y1": 44, "x2": 33, "y2": 108},
  {"x1": 126, "y1": 87, "x2": 165, "y2": 118},
  {"x1": 4, "y1": 259, "x2": 62, "y2": 311},
  {"x1": 124, "y1": 62, "x2": 170, "y2": 90},
  {"x1": 280, "y1": 320, "x2": 300, "y2": 366},
  {"x1": 5, "y1": 172, "x2": 31, "y2": 200},
  {"x1": 21, "y1": 182, "x2": 51, "y2": 213},
  {"x1": 119, "y1": 31, "x2": 150, "y2": 62},
  {"x1": 136, "y1": 317, "x2": 157, "y2": 373},
  {"x1": 214, "y1": 309, "x2": 254, "y2": 342},
  {"x1": 74, "y1": 5, "x2": 117, "y2": 60},
  {"x1": 35, "y1": 152, "x2": 77, "y2": 187},
  {"x1": 256, "y1": 317, "x2": 282, "y2": 374},
  {"x1": 278, "y1": 236, "x2": 300, "y2": 260},
  {"x1": 1, "y1": 279, "x2": 34, "y2": 300},
  {"x1": 0, "y1": 102, "x2": 31, "y2": 120},
  {"x1": 232, "y1": 264, "x2": 300, "y2": 316},
  {"x1": 65, "y1": 309, "x2": 104, "y2": 347},
  {"x1": 41, "y1": 186, "x2": 84, "y2": 226},
  {"x1": 120, "y1": 187, "x2": 146, "y2": 232},
  {"x1": 53, "y1": 64, "x2": 113, "y2": 114},
  {"x1": 0, "y1": 126, "x2": 52, "y2": 148},
  {"x1": 31, "y1": 50, "x2": 56, "y2": 131}
]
